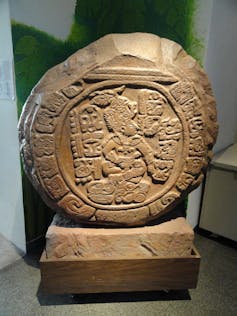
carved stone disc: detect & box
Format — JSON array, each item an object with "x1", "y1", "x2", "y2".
[{"x1": 19, "y1": 33, "x2": 218, "y2": 226}]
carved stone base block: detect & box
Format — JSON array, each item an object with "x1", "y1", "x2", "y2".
[
  {"x1": 45, "y1": 215, "x2": 194, "y2": 259},
  {"x1": 40, "y1": 215, "x2": 200, "y2": 294}
]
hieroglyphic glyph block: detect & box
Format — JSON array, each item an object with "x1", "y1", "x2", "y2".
[{"x1": 19, "y1": 33, "x2": 218, "y2": 226}]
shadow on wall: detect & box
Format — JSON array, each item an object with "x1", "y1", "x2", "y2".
[{"x1": 12, "y1": 0, "x2": 202, "y2": 242}]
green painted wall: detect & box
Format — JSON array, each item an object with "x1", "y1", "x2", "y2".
[{"x1": 12, "y1": 0, "x2": 201, "y2": 242}]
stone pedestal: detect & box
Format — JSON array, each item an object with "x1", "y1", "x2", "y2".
[
  {"x1": 45, "y1": 214, "x2": 194, "y2": 259},
  {"x1": 40, "y1": 214, "x2": 200, "y2": 294},
  {"x1": 18, "y1": 33, "x2": 211, "y2": 294}
]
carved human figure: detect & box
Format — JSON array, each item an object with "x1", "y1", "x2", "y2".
[
  {"x1": 70, "y1": 85, "x2": 183, "y2": 204},
  {"x1": 87, "y1": 88, "x2": 153, "y2": 204}
]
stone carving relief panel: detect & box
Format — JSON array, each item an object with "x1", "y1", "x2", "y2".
[
  {"x1": 65, "y1": 85, "x2": 182, "y2": 208},
  {"x1": 18, "y1": 33, "x2": 218, "y2": 226}
]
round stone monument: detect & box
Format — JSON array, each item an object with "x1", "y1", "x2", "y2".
[{"x1": 19, "y1": 33, "x2": 218, "y2": 226}]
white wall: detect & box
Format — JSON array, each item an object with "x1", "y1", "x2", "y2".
[
  {"x1": 205, "y1": 0, "x2": 237, "y2": 153},
  {"x1": 0, "y1": 0, "x2": 26, "y2": 253},
  {"x1": 187, "y1": 0, "x2": 237, "y2": 228},
  {"x1": 9, "y1": 0, "x2": 76, "y2": 40}
]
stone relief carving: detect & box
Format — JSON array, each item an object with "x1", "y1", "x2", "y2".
[
  {"x1": 18, "y1": 33, "x2": 218, "y2": 226},
  {"x1": 68, "y1": 86, "x2": 182, "y2": 206}
]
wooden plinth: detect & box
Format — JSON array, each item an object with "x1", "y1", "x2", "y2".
[{"x1": 40, "y1": 247, "x2": 200, "y2": 294}]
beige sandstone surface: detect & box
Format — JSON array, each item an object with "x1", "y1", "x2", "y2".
[
  {"x1": 19, "y1": 33, "x2": 218, "y2": 226},
  {"x1": 45, "y1": 214, "x2": 194, "y2": 259}
]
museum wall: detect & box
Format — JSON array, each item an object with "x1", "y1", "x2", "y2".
[
  {"x1": 205, "y1": 0, "x2": 237, "y2": 153},
  {"x1": 4, "y1": 0, "x2": 236, "y2": 244},
  {"x1": 0, "y1": 0, "x2": 26, "y2": 252},
  {"x1": 9, "y1": 0, "x2": 76, "y2": 40},
  {"x1": 187, "y1": 0, "x2": 237, "y2": 227}
]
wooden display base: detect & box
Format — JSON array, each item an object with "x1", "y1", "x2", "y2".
[{"x1": 40, "y1": 246, "x2": 200, "y2": 294}]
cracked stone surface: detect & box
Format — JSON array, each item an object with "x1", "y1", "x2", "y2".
[{"x1": 45, "y1": 214, "x2": 194, "y2": 259}]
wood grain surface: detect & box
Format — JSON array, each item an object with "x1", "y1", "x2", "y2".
[{"x1": 40, "y1": 247, "x2": 200, "y2": 294}]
